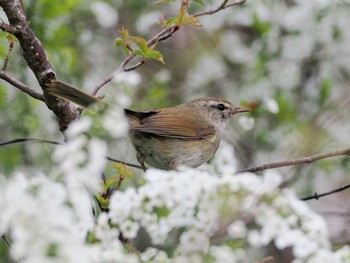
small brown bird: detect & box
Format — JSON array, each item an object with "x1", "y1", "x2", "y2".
[{"x1": 47, "y1": 80, "x2": 250, "y2": 170}]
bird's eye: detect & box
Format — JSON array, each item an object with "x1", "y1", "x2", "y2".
[{"x1": 217, "y1": 103, "x2": 225, "y2": 111}]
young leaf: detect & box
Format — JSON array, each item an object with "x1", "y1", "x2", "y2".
[
  {"x1": 193, "y1": 0, "x2": 204, "y2": 5},
  {"x1": 118, "y1": 27, "x2": 129, "y2": 39},
  {"x1": 112, "y1": 163, "x2": 134, "y2": 179},
  {"x1": 129, "y1": 36, "x2": 148, "y2": 52},
  {"x1": 145, "y1": 49, "x2": 165, "y2": 64},
  {"x1": 133, "y1": 49, "x2": 144, "y2": 56},
  {"x1": 183, "y1": 14, "x2": 202, "y2": 26},
  {"x1": 105, "y1": 177, "x2": 117, "y2": 190},
  {"x1": 94, "y1": 193, "x2": 109, "y2": 209},
  {"x1": 153, "y1": 0, "x2": 174, "y2": 4},
  {"x1": 177, "y1": 1, "x2": 186, "y2": 25},
  {"x1": 122, "y1": 44, "x2": 130, "y2": 55},
  {"x1": 162, "y1": 16, "x2": 178, "y2": 27},
  {"x1": 114, "y1": 37, "x2": 124, "y2": 47},
  {"x1": 6, "y1": 33, "x2": 16, "y2": 42}
]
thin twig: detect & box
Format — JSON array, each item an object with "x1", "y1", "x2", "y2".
[
  {"x1": 106, "y1": 156, "x2": 143, "y2": 170},
  {"x1": 0, "y1": 19, "x2": 18, "y2": 34},
  {"x1": 0, "y1": 71, "x2": 45, "y2": 101},
  {"x1": 124, "y1": 59, "x2": 146, "y2": 72},
  {"x1": 92, "y1": 0, "x2": 246, "y2": 94},
  {"x1": 0, "y1": 137, "x2": 144, "y2": 170},
  {"x1": 0, "y1": 138, "x2": 60, "y2": 146},
  {"x1": 301, "y1": 184, "x2": 350, "y2": 201},
  {"x1": 1, "y1": 234, "x2": 11, "y2": 247},
  {"x1": 91, "y1": 56, "x2": 133, "y2": 96},
  {"x1": 2, "y1": 37, "x2": 15, "y2": 71},
  {"x1": 147, "y1": 24, "x2": 179, "y2": 46},
  {"x1": 194, "y1": 0, "x2": 246, "y2": 17},
  {"x1": 92, "y1": 24, "x2": 179, "y2": 96},
  {"x1": 254, "y1": 256, "x2": 274, "y2": 263},
  {"x1": 237, "y1": 147, "x2": 350, "y2": 174},
  {"x1": 116, "y1": 169, "x2": 125, "y2": 191}
]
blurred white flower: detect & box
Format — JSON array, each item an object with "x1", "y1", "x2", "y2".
[
  {"x1": 140, "y1": 248, "x2": 159, "y2": 262},
  {"x1": 227, "y1": 220, "x2": 247, "y2": 239},
  {"x1": 136, "y1": 11, "x2": 161, "y2": 33},
  {"x1": 202, "y1": 140, "x2": 237, "y2": 174},
  {"x1": 91, "y1": 1, "x2": 118, "y2": 28},
  {"x1": 155, "y1": 69, "x2": 171, "y2": 83},
  {"x1": 179, "y1": 229, "x2": 209, "y2": 254},
  {"x1": 210, "y1": 246, "x2": 246, "y2": 263},
  {"x1": 102, "y1": 106, "x2": 129, "y2": 138},
  {"x1": 113, "y1": 71, "x2": 142, "y2": 87},
  {"x1": 119, "y1": 220, "x2": 140, "y2": 239},
  {"x1": 65, "y1": 117, "x2": 92, "y2": 139},
  {"x1": 263, "y1": 97, "x2": 279, "y2": 113},
  {"x1": 238, "y1": 116, "x2": 255, "y2": 130},
  {"x1": 185, "y1": 55, "x2": 226, "y2": 91}
]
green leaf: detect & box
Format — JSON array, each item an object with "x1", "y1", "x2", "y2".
[
  {"x1": 122, "y1": 44, "x2": 130, "y2": 55},
  {"x1": 145, "y1": 49, "x2": 165, "y2": 64},
  {"x1": 162, "y1": 12, "x2": 202, "y2": 27},
  {"x1": 154, "y1": 206, "x2": 170, "y2": 218},
  {"x1": 319, "y1": 78, "x2": 332, "y2": 105},
  {"x1": 111, "y1": 163, "x2": 134, "y2": 179},
  {"x1": 46, "y1": 243, "x2": 58, "y2": 257},
  {"x1": 183, "y1": 14, "x2": 202, "y2": 26},
  {"x1": 118, "y1": 27, "x2": 129, "y2": 39},
  {"x1": 252, "y1": 14, "x2": 270, "y2": 35},
  {"x1": 162, "y1": 16, "x2": 178, "y2": 27},
  {"x1": 129, "y1": 36, "x2": 148, "y2": 52},
  {"x1": 114, "y1": 37, "x2": 124, "y2": 47},
  {"x1": 6, "y1": 33, "x2": 16, "y2": 42},
  {"x1": 105, "y1": 177, "x2": 117, "y2": 190},
  {"x1": 193, "y1": 0, "x2": 204, "y2": 5},
  {"x1": 153, "y1": 0, "x2": 174, "y2": 4},
  {"x1": 133, "y1": 49, "x2": 144, "y2": 56},
  {"x1": 86, "y1": 232, "x2": 98, "y2": 244},
  {"x1": 94, "y1": 193, "x2": 110, "y2": 208},
  {"x1": 178, "y1": 2, "x2": 186, "y2": 25}
]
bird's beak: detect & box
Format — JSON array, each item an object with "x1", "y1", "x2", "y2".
[{"x1": 232, "y1": 106, "x2": 251, "y2": 114}]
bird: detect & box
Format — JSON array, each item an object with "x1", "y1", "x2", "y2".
[{"x1": 46, "y1": 80, "x2": 250, "y2": 170}]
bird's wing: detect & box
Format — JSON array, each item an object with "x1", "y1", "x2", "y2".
[{"x1": 124, "y1": 109, "x2": 215, "y2": 139}]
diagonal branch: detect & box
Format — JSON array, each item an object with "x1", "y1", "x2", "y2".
[
  {"x1": 0, "y1": 19, "x2": 18, "y2": 34},
  {"x1": 92, "y1": 0, "x2": 246, "y2": 95},
  {"x1": 92, "y1": 24, "x2": 179, "y2": 95},
  {"x1": 0, "y1": 137, "x2": 143, "y2": 170},
  {"x1": 237, "y1": 147, "x2": 350, "y2": 174},
  {"x1": 194, "y1": 0, "x2": 247, "y2": 17},
  {"x1": 0, "y1": 0, "x2": 80, "y2": 132},
  {"x1": 301, "y1": 184, "x2": 350, "y2": 201},
  {"x1": 0, "y1": 71, "x2": 45, "y2": 101}
]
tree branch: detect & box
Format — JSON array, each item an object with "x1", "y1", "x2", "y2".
[
  {"x1": 301, "y1": 184, "x2": 350, "y2": 201},
  {"x1": 0, "y1": 19, "x2": 18, "y2": 34},
  {"x1": 0, "y1": 71, "x2": 45, "y2": 101},
  {"x1": 92, "y1": 24, "x2": 179, "y2": 96},
  {"x1": 1, "y1": 234, "x2": 11, "y2": 247},
  {"x1": 0, "y1": 137, "x2": 143, "y2": 170},
  {"x1": 92, "y1": 0, "x2": 246, "y2": 95},
  {"x1": 193, "y1": 0, "x2": 247, "y2": 17},
  {"x1": 237, "y1": 147, "x2": 350, "y2": 174},
  {"x1": 0, "y1": 0, "x2": 80, "y2": 132}
]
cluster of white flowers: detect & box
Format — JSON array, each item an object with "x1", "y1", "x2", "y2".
[
  {"x1": 0, "y1": 107, "x2": 133, "y2": 263},
  {"x1": 106, "y1": 168, "x2": 350, "y2": 262},
  {"x1": 0, "y1": 109, "x2": 350, "y2": 262},
  {"x1": 2, "y1": 1, "x2": 350, "y2": 261}
]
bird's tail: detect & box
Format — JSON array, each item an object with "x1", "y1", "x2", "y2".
[{"x1": 46, "y1": 80, "x2": 108, "y2": 108}]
